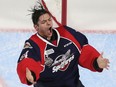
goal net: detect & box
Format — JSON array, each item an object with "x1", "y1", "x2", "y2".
[{"x1": 41, "y1": 0, "x2": 62, "y2": 27}]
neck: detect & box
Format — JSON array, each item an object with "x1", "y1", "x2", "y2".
[{"x1": 47, "y1": 37, "x2": 51, "y2": 41}]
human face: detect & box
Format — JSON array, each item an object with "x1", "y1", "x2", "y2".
[{"x1": 34, "y1": 13, "x2": 53, "y2": 40}]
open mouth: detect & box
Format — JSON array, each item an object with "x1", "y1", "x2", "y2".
[
  {"x1": 46, "y1": 27, "x2": 53, "y2": 40},
  {"x1": 49, "y1": 27, "x2": 52, "y2": 32},
  {"x1": 48, "y1": 27, "x2": 53, "y2": 34},
  {"x1": 47, "y1": 27, "x2": 53, "y2": 36}
]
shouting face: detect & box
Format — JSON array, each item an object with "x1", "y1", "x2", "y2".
[{"x1": 34, "y1": 13, "x2": 53, "y2": 40}]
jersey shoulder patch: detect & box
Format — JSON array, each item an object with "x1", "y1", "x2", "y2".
[{"x1": 23, "y1": 42, "x2": 33, "y2": 49}]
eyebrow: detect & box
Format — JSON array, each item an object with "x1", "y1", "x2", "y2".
[{"x1": 39, "y1": 16, "x2": 51, "y2": 22}]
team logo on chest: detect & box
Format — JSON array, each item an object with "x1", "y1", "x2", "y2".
[
  {"x1": 45, "y1": 49, "x2": 74, "y2": 73},
  {"x1": 52, "y1": 49, "x2": 74, "y2": 73},
  {"x1": 44, "y1": 38, "x2": 77, "y2": 73}
]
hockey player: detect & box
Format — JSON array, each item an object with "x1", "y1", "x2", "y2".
[{"x1": 16, "y1": 6, "x2": 109, "y2": 87}]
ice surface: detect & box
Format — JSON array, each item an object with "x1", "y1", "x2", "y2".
[{"x1": 0, "y1": 32, "x2": 115, "y2": 87}]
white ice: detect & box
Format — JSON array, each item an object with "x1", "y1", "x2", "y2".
[{"x1": 0, "y1": 32, "x2": 115, "y2": 87}]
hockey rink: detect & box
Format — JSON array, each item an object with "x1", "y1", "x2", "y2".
[
  {"x1": 0, "y1": 31, "x2": 115, "y2": 87},
  {"x1": 0, "y1": 0, "x2": 116, "y2": 87}
]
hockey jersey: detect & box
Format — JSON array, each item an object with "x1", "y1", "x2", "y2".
[{"x1": 17, "y1": 26, "x2": 102, "y2": 87}]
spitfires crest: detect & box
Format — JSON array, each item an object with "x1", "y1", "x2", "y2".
[{"x1": 45, "y1": 49, "x2": 74, "y2": 73}]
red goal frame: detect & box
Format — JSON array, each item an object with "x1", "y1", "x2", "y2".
[{"x1": 62, "y1": 0, "x2": 67, "y2": 25}]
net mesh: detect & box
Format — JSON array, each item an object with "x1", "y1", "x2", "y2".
[{"x1": 43, "y1": 0, "x2": 62, "y2": 27}]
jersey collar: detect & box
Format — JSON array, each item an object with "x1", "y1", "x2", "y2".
[{"x1": 36, "y1": 28, "x2": 60, "y2": 47}]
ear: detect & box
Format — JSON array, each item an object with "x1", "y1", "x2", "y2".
[{"x1": 34, "y1": 24, "x2": 39, "y2": 31}]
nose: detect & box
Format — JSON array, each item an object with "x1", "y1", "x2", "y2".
[{"x1": 47, "y1": 20, "x2": 51, "y2": 25}]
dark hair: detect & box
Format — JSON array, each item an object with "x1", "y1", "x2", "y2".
[{"x1": 31, "y1": 4, "x2": 50, "y2": 25}]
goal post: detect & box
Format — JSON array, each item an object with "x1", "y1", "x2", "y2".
[{"x1": 61, "y1": 0, "x2": 67, "y2": 25}]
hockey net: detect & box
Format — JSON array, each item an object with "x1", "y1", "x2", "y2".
[{"x1": 41, "y1": 0, "x2": 62, "y2": 27}]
